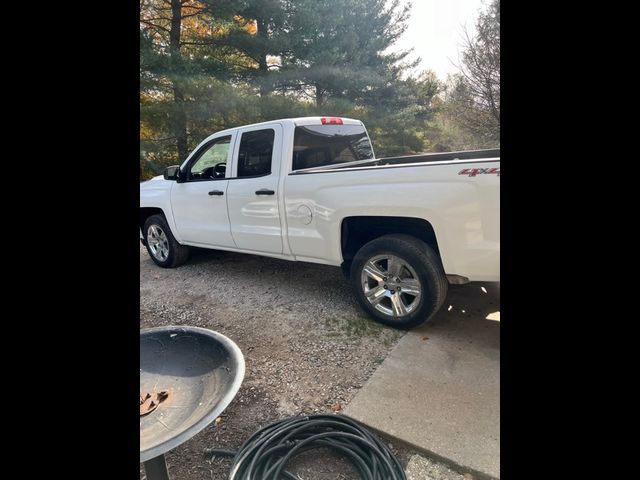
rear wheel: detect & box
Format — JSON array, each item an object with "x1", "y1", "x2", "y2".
[
  {"x1": 350, "y1": 234, "x2": 448, "y2": 329},
  {"x1": 143, "y1": 214, "x2": 190, "y2": 268}
]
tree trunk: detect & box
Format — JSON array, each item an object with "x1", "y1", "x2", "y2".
[
  {"x1": 315, "y1": 83, "x2": 324, "y2": 108},
  {"x1": 170, "y1": 0, "x2": 188, "y2": 162},
  {"x1": 256, "y1": 17, "x2": 271, "y2": 98}
]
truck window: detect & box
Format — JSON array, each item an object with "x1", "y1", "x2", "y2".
[
  {"x1": 292, "y1": 124, "x2": 373, "y2": 170},
  {"x1": 237, "y1": 129, "x2": 275, "y2": 177},
  {"x1": 188, "y1": 135, "x2": 231, "y2": 180}
]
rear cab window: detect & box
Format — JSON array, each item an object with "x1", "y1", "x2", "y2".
[{"x1": 292, "y1": 124, "x2": 373, "y2": 171}]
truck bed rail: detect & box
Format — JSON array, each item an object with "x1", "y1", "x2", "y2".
[{"x1": 291, "y1": 148, "x2": 500, "y2": 175}]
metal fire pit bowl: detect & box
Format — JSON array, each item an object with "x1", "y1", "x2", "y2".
[{"x1": 140, "y1": 326, "x2": 245, "y2": 478}]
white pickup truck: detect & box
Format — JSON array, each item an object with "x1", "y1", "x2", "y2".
[{"x1": 140, "y1": 116, "x2": 499, "y2": 328}]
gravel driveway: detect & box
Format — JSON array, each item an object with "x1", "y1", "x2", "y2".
[{"x1": 140, "y1": 245, "x2": 474, "y2": 480}]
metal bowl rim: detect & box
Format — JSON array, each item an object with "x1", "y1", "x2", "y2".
[{"x1": 140, "y1": 325, "x2": 245, "y2": 462}]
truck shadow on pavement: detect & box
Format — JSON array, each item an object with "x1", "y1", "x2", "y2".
[{"x1": 416, "y1": 282, "x2": 500, "y2": 353}]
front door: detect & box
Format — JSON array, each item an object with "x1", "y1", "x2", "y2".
[
  {"x1": 226, "y1": 125, "x2": 284, "y2": 254},
  {"x1": 170, "y1": 134, "x2": 237, "y2": 247}
]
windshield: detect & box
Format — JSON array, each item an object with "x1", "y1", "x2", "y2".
[{"x1": 292, "y1": 124, "x2": 373, "y2": 171}]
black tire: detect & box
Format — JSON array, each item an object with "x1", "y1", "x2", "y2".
[
  {"x1": 143, "y1": 214, "x2": 190, "y2": 268},
  {"x1": 350, "y1": 234, "x2": 448, "y2": 329}
]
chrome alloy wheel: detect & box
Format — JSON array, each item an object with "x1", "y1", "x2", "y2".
[
  {"x1": 147, "y1": 225, "x2": 170, "y2": 262},
  {"x1": 360, "y1": 254, "x2": 422, "y2": 319}
]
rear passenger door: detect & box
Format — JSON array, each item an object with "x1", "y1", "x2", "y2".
[{"x1": 226, "y1": 124, "x2": 284, "y2": 254}]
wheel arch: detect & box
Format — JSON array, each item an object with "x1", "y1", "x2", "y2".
[
  {"x1": 140, "y1": 207, "x2": 166, "y2": 234},
  {"x1": 340, "y1": 216, "x2": 442, "y2": 273}
]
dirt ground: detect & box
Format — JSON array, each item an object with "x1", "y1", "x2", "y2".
[{"x1": 140, "y1": 245, "x2": 475, "y2": 480}]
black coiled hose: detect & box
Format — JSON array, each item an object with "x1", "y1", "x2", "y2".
[{"x1": 204, "y1": 414, "x2": 406, "y2": 480}]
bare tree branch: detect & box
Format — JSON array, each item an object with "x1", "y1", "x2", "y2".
[{"x1": 449, "y1": 0, "x2": 500, "y2": 144}]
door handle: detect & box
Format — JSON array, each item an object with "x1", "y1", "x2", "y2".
[
  {"x1": 208, "y1": 190, "x2": 224, "y2": 196},
  {"x1": 255, "y1": 189, "x2": 275, "y2": 195}
]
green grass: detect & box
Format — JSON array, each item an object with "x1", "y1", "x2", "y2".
[{"x1": 325, "y1": 315, "x2": 403, "y2": 343}]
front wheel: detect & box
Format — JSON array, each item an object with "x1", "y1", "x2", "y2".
[
  {"x1": 143, "y1": 214, "x2": 190, "y2": 268},
  {"x1": 350, "y1": 234, "x2": 448, "y2": 329}
]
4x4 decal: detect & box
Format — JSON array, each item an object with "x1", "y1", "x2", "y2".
[{"x1": 459, "y1": 167, "x2": 500, "y2": 177}]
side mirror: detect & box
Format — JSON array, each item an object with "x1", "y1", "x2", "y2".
[
  {"x1": 213, "y1": 163, "x2": 226, "y2": 178},
  {"x1": 164, "y1": 165, "x2": 180, "y2": 181}
]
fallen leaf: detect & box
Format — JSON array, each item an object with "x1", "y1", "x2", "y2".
[
  {"x1": 331, "y1": 402, "x2": 342, "y2": 412},
  {"x1": 421, "y1": 336, "x2": 429, "y2": 341}
]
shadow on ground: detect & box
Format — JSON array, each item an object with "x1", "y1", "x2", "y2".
[{"x1": 422, "y1": 282, "x2": 500, "y2": 350}]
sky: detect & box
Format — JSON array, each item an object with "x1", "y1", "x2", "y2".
[{"x1": 390, "y1": 0, "x2": 487, "y2": 80}]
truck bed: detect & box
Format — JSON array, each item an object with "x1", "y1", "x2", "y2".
[{"x1": 284, "y1": 150, "x2": 500, "y2": 280}]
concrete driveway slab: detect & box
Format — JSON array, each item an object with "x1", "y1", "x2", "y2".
[{"x1": 344, "y1": 282, "x2": 500, "y2": 478}]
